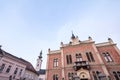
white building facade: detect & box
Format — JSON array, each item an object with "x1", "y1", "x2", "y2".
[
  {"x1": 0, "y1": 49, "x2": 26, "y2": 80},
  {"x1": 0, "y1": 47, "x2": 38, "y2": 80}
]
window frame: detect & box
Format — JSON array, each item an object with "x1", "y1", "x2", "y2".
[
  {"x1": 66, "y1": 55, "x2": 72, "y2": 65},
  {"x1": 113, "y1": 71, "x2": 120, "y2": 80},
  {"x1": 102, "y1": 52, "x2": 113, "y2": 62},
  {"x1": 53, "y1": 74, "x2": 58, "y2": 80},
  {"x1": 0, "y1": 63, "x2": 5, "y2": 72},
  {"x1": 86, "y1": 52, "x2": 95, "y2": 62},
  {"x1": 14, "y1": 67, "x2": 18, "y2": 74},
  {"x1": 6, "y1": 65, "x2": 12, "y2": 73},
  {"x1": 76, "y1": 53, "x2": 82, "y2": 61},
  {"x1": 53, "y1": 58, "x2": 58, "y2": 67}
]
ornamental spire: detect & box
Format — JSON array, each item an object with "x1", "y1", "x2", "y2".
[
  {"x1": 71, "y1": 31, "x2": 75, "y2": 39},
  {"x1": 39, "y1": 50, "x2": 42, "y2": 59}
]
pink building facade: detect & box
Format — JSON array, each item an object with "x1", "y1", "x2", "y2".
[{"x1": 46, "y1": 34, "x2": 120, "y2": 80}]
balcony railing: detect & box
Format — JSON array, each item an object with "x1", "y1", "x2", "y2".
[{"x1": 73, "y1": 61, "x2": 90, "y2": 71}]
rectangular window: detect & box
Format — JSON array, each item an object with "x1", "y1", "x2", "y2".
[
  {"x1": 14, "y1": 68, "x2": 18, "y2": 74},
  {"x1": 103, "y1": 52, "x2": 113, "y2": 62},
  {"x1": 68, "y1": 72, "x2": 74, "y2": 80},
  {"x1": 117, "y1": 71, "x2": 120, "y2": 77},
  {"x1": 86, "y1": 52, "x2": 90, "y2": 62},
  {"x1": 76, "y1": 53, "x2": 82, "y2": 61},
  {"x1": 86, "y1": 52, "x2": 95, "y2": 62},
  {"x1": 106, "y1": 52, "x2": 113, "y2": 62},
  {"x1": 89, "y1": 52, "x2": 95, "y2": 62},
  {"x1": 69, "y1": 55, "x2": 72, "y2": 64},
  {"x1": 19, "y1": 69, "x2": 23, "y2": 76},
  {"x1": 66, "y1": 55, "x2": 72, "y2": 64},
  {"x1": 53, "y1": 74, "x2": 58, "y2": 80},
  {"x1": 66, "y1": 55, "x2": 69, "y2": 64},
  {"x1": 6, "y1": 65, "x2": 11, "y2": 73},
  {"x1": 103, "y1": 53, "x2": 109, "y2": 62},
  {"x1": 0, "y1": 63, "x2": 5, "y2": 72},
  {"x1": 53, "y1": 59, "x2": 58, "y2": 67},
  {"x1": 92, "y1": 71, "x2": 99, "y2": 80},
  {"x1": 113, "y1": 71, "x2": 120, "y2": 80}
]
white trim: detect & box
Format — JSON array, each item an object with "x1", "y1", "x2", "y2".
[
  {"x1": 92, "y1": 43, "x2": 109, "y2": 76},
  {"x1": 61, "y1": 48, "x2": 65, "y2": 79}
]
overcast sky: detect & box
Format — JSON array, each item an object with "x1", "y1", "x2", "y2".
[{"x1": 0, "y1": 0, "x2": 120, "y2": 69}]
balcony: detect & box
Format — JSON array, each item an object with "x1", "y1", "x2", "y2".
[{"x1": 73, "y1": 61, "x2": 90, "y2": 71}]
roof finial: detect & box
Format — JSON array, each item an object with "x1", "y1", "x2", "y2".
[
  {"x1": 71, "y1": 30, "x2": 75, "y2": 39},
  {"x1": 108, "y1": 37, "x2": 113, "y2": 43},
  {"x1": 39, "y1": 50, "x2": 42, "y2": 59},
  {"x1": 88, "y1": 36, "x2": 92, "y2": 40}
]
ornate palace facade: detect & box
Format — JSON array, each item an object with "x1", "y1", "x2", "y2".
[{"x1": 46, "y1": 34, "x2": 120, "y2": 80}]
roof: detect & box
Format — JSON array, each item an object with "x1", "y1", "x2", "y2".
[
  {"x1": 19, "y1": 58, "x2": 39, "y2": 75},
  {"x1": 1, "y1": 49, "x2": 26, "y2": 64},
  {"x1": 37, "y1": 69, "x2": 46, "y2": 75},
  {"x1": 0, "y1": 49, "x2": 38, "y2": 75},
  {"x1": 0, "y1": 48, "x2": 4, "y2": 56}
]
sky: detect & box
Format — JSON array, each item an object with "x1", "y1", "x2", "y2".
[{"x1": 0, "y1": 0, "x2": 120, "y2": 69}]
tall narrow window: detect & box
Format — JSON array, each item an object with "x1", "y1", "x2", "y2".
[
  {"x1": 68, "y1": 72, "x2": 74, "y2": 80},
  {"x1": 69, "y1": 55, "x2": 72, "y2": 64},
  {"x1": 76, "y1": 53, "x2": 82, "y2": 61},
  {"x1": 76, "y1": 54, "x2": 79, "y2": 61},
  {"x1": 19, "y1": 69, "x2": 23, "y2": 76},
  {"x1": 103, "y1": 52, "x2": 113, "y2": 62},
  {"x1": 53, "y1": 58, "x2": 58, "y2": 67},
  {"x1": 113, "y1": 71, "x2": 119, "y2": 80},
  {"x1": 92, "y1": 71, "x2": 98, "y2": 80},
  {"x1": 89, "y1": 52, "x2": 95, "y2": 62},
  {"x1": 86, "y1": 52, "x2": 90, "y2": 62},
  {"x1": 117, "y1": 71, "x2": 120, "y2": 77},
  {"x1": 106, "y1": 52, "x2": 113, "y2": 62},
  {"x1": 66, "y1": 55, "x2": 72, "y2": 64},
  {"x1": 53, "y1": 74, "x2": 58, "y2": 80},
  {"x1": 86, "y1": 52, "x2": 95, "y2": 62},
  {"x1": 0, "y1": 63, "x2": 5, "y2": 72},
  {"x1": 103, "y1": 53, "x2": 109, "y2": 62},
  {"x1": 14, "y1": 68, "x2": 18, "y2": 74},
  {"x1": 6, "y1": 65, "x2": 11, "y2": 73},
  {"x1": 9, "y1": 75, "x2": 12, "y2": 80},
  {"x1": 66, "y1": 55, "x2": 69, "y2": 64}
]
